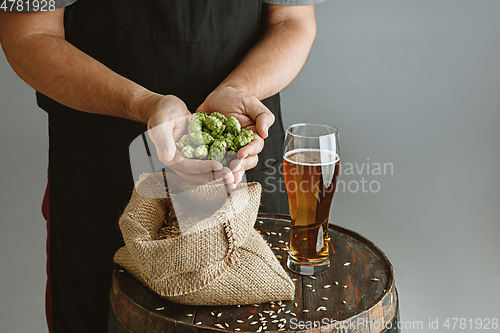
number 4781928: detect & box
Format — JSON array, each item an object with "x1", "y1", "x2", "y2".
[{"x1": 1, "y1": 0, "x2": 56, "y2": 12}]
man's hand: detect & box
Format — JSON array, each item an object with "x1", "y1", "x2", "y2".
[
  {"x1": 146, "y1": 94, "x2": 236, "y2": 186},
  {"x1": 196, "y1": 86, "x2": 275, "y2": 185}
]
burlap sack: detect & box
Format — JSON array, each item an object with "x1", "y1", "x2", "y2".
[{"x1": 114, "y1": 172, "x2": 295, "y2": 306}]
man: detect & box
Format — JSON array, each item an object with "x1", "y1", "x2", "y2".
[{"x1": 0, "y1": 0, "x2": 320, "y2": 332}]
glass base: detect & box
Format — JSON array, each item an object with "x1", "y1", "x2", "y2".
[{"x1": 287, "y1": 255, "x2": 330, "y2": 276}]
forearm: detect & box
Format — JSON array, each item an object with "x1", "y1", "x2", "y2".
[
  {"x1": 219, "y1": 5, "x2": 317, "y2": 100},
  {"x1": 0, "y1": 11, "x2": 160, "y2": 123}
]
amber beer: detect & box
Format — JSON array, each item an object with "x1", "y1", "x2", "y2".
[{"x1": 284, "y1": 149, "x2": 340, "y2": 266}]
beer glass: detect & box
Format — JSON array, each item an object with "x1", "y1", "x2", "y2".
[{"x1": 283, "y1": 123, "x2": 340, "y2": 275}]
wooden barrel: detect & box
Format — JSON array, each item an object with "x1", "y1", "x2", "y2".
[{"x1": 108, "y1": 213, "x2": 400, "y2": 333}]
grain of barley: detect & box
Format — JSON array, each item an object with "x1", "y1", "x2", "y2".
[
  {"x1": 214, "y1": 323, "x2": 224, "y2": 329},
  {"x1": 248, "y1": 315, "x2": 253, "y2": 319},
  {"x1": 344, "y1": 262, "x2": 351, "y2": 266},
  {"x1": 155, "y1": 307, "x2": 164, "y2": 311},
  {"x1": 250, "y1": 321, "x2": 258, "y2": 325},
  {"x1": 324, "y1": 285, "x2": 331, "y2": 288},
  {"x1": 196, "y1": 322, "x2": 202, "y2": 325}
]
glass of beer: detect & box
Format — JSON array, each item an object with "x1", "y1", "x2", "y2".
[{"x1": 283, "y1": 123, "x2": 340, "y2": 275}]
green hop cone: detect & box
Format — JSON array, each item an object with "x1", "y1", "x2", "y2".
[
  {"x1": 234, "y1": 129, "x2": 253, "y2": 150},
  {"x1": 182, "y1": 145, "x2": 195, "y2": 159},
  {"x1": 211, "y1": 112, "x2": 227, "y2": 122},
  {"x1": 191, "y1": 112, "x2": 206, "y2": 126},
  {"x1": 188, "y1": 120, "x2": 202, "y2": 135},
  {"x1": 209, "y1": 147, "x2": 225, "y2": 162},
  {"x1": 205, "y1": 115, "x2": 223, "y2": 133},
  {"x1": 191, "y1": 132, "x2": 206, "y2": 146},
  {"x1": 225, "y1": 116, "x2": 241, "y2": 135},
  {"x1": 202, "y1": 132, "x2": 215, "y2": 146},
  {"x1": 211, "y1": 139, "x2": 228, "y2": 152},
  {"x1": 221, "y1": 157, "x2": 230, "y2": 167},
  {"x1": 208, "y1": 139, "x2": 227, "y2": 162},
  {"x1": 223, "y1": 132, "x2": 236, "y2": 151},
  {"x1": 195, "y1": 145, "x2": 208, "y2": 159}
]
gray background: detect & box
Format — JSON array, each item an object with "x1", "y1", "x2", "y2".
[{"x1": 1, "y1": 0, "x2": 499, "y2": 332}]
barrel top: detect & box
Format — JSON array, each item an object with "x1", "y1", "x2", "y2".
[{"x1": 110, "y1": 213, "x2": 398, "y2": 333}]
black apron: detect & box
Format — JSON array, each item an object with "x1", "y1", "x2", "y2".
[{"x1": 37, "y1": 0, "x2": 288, "y2": 332}]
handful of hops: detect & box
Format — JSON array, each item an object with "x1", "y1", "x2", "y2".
[{"x1": 176, "y1": 112, "x2": 254, "y2": 167}]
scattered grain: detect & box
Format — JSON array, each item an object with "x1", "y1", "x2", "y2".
[
  {"x1": 155, "y1": 307, "x2": 164, "y2": 311},
  {"x1": 344, "y1": 262, "x2": 351, "y2": 266}
]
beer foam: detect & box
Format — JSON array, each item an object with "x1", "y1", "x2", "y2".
[{"x1": 284, "y1": 149, "x2": 340, "y2": 166}]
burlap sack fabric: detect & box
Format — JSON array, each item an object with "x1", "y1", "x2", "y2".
[{"x1": 114, "y1": 172, "x2": 295, "y2": 306}]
